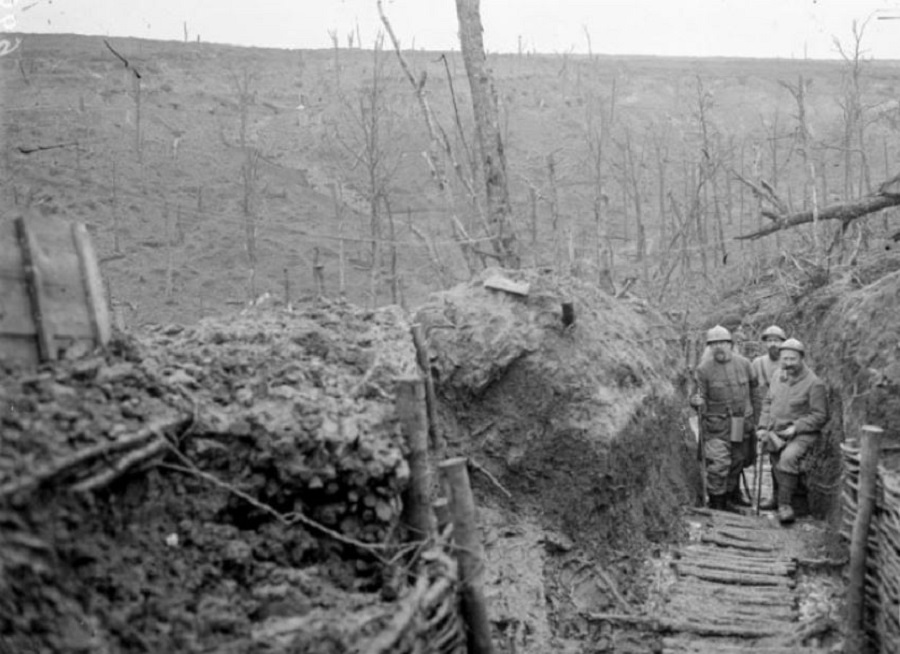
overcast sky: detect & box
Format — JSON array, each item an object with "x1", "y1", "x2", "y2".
[{"x1": 9, "y1": 0, "x2": 900, "y2": 59}]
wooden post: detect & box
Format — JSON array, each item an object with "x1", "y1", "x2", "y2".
[
  {"x1": 396, "y1": 377, "x2": 433, "y2": 540},
  {"x1": 15, "y1": 216, "x2": 54, "y2": 361},
  {"x1": 433, "y1": 497, "x2": 451, "y2": 535},
  {"x1": 410, "y1": 323, "x2": 443, "y2": 454},
  {"x1": 71, "y1": 223, "x2": 111, "y2": 348},
  {"x1": 439, "y1": 457, "x2": 494, "y2": 654},
  {"x1": 845, "y1": 424, "x2": 883, "y2": 652}
]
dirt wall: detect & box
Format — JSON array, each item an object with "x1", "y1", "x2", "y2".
[{"x1": 414, "y1": 269, "x2": 697, "y2": 652}]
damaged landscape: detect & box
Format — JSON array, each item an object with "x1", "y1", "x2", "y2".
[{"x1": 2, "y1": 12, "x2": 900, "y2": 654}]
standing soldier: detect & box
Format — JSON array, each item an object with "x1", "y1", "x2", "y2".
[
  {"x1": 751, "y1": 325, "x2": 787, "y2": 510},
  {"x1": 690, "y1": 325, "x2": 760, "y2": 511},
  {"x1": 756, "y1": 338, "x2": 828, "y2": 524}
]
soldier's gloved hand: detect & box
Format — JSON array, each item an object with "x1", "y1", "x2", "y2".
[
  {"x1": 778, "y1": 424, "x2": 797, "y2": 438},
  {"x1": 765, "y1": 431, "x2": 786, "y2": 452},
  {"x1": 689, "y1": 394, "x2": 704, "y2": 410}
]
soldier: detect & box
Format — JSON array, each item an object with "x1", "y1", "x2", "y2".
[
  {"x1": 756, "y1": 338, "x2": 828, "y2": 525},
  {"x1": 690, "y1": 325, "x2": 760, "y2": 511},
  {"x1": 751, "y1": 325, "x2": 787, "y2": 510}
]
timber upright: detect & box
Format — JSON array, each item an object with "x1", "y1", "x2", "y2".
[{"x1": 690, "y1": 326, "x2": 760, "y2": 512}]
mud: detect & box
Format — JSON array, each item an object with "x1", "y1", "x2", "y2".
[
  {"x1": 1, "y1": 272, "x2": 702, "y2": 654},
  {"x1": 1, "y1": 300, "x2": 421, "y2": 654}
]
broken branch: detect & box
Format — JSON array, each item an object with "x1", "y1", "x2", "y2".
[{"x1": 735, "y1": 193, "x2": 900, "y2": 241}]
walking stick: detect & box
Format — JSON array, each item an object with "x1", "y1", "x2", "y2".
[
  {"x1": 754, "y1": 434, "x2": 764, "y2": 515},
  {"x1": 695, "y1": 406, "x2": 708, "y2": 507}
]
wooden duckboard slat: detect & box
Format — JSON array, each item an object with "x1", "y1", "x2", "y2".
[{"x1": 675, "y1": 564, "x2": 793, "y2": 587}]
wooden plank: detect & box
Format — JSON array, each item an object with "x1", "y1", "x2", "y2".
[
  {"x1": 0, "y1": 274, "x2": 93, "y2": 338},
  {"x1": 678, "y1": 545, "x2": 790, "y2": 563},
  {"x1": 714, "y1": 527, "x2": 776, "y2": 542},
  {"x1": 665, "y1": 602, "x2": 794, "y2": 622},
  {"x1": 675, "y1": 564, "x2": 793, "y2": 587},
  {"x1": 677, "y1": 552, "x2": 795, "y2": 571},
  {"x1": 71, "y1": 223, "x2": 111, "y2": 347},
  {"x1": 701, "y1": 534, "x2": 775, "y2": 552},
  {"x1": 674, "y1": 558, "x2": 794, "y2": 577},
  {"x1": 483, "y1": 275, "x2": 530, "y2": 296},
  {"x1": 662, "y1": 638, "x2": 825, "y2": 654},
  {"x1": 15, "y1": 216, "x2": 54, "y2": 361},
  {"x1": 674, "y1": 581, "x2": 794, "y2": 603}
]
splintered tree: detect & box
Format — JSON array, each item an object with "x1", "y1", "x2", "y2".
[
  {"x1": 455, "y1": 0, "x2": 520, "y2": 268},
  {"x1": 229, "y1": 68, "x2": 261, "y2": 298},
  {"x1": 333, "y1": 34, "x2": 403, "y2": 308}
]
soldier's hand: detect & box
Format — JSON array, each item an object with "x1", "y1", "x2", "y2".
[
  {"x1": 689, "y1": 394, "x2": 704, "y2": 409},
  {"x1": 778, "y1": 424, "x2": 797, "y2": 438}
]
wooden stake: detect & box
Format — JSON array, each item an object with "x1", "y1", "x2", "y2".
[
  {"x1": 15, "y1": 216, "x2": 54, "y2": 361},
  {"x1": 396, "y1": 377, "x2": 433, "y2": 540},
  {"x1": 410, "y1": 323, "x2": 443, "y2": 454},
  {"x1": 433, "y1": 497, "x2": 451, "y2": 534},
  {"x1": 71, "y1": 223, "x2": 111, "y2": 348},
  {"x1": 845, "y1": 424, "x2": 883, "y2": 651},
  {"x1": 439, "y1": 457, "x2": 494, "y2": 654}
]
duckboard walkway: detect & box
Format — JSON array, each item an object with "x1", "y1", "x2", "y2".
[{"x1": 658, "y1": 507, "x2": 833, "y2": 654}]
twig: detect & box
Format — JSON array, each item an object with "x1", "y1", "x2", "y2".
[
  {"x1": 72, "y1": 438, "x2": 168, "y2": 493},
  {"x1": 159, "y1": 454, "x2": 392, "y2": 561},
  {"x1": 594, "y1": 565, "x2": 635, "y2": 614},
  {"x1": 0, "y1": 416, "x2": 189, "y2": 500},
  {"x1": 467, "y1": 458, "x2": 512, "y2": 499},
  {"x1": 104, "y1": 39, "x2": 142, "y2": 79}
]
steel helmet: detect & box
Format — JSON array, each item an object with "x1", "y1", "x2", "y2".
[
  {"x1": 779, "y1": 338, "x2": 805, "y2": 355},
  {"x1": 705, "y1": 325, "x2": 732, "y2": 345},
  {"x1": 762, "y1": 325, "x2": 787, "y2": 341}
]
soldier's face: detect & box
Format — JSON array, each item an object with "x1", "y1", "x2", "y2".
[
  {"x1": 710, "y1": 341, "x2": 732, "y2": 362},
  {"x1": 780, "y1": 350, "x2": 803, "y2": 375},
  {"x1": 764, "y1": 337, "x2": 784, "y2": 359}
]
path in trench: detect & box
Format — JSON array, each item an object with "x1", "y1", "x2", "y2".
[{"x1": 658, "y1": 506, "x2": 837, "y2": 654}]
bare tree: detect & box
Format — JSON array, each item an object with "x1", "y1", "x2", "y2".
[
  {"x1": 455, "y1": 0, "x2": 520, "y2": 267},
  {"x1": 378, "y1": 1, "x2": 481, "y2": 277},
  {"x1": 229, "y1": 68, "x2": 261, "y2": 298},
  {"x1": 333, "y1": 34, "x2": 403, "y2": 308}
]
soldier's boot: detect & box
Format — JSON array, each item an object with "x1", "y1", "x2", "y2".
[
  {"x1": 708, "y1": 494, "x2": 727, "y2": 511},
  {"x1": 729, "y1": 486, "x2": 752, "y2": 507},
  {"x1": 776, "y1": 470, "x2": 798, "y2": 525},
  {"x1": 759, "y1": 472, "x2": 779, "y2": 511}
]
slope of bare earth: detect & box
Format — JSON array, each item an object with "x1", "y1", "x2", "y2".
[
  {"x1": 0, "y1": 271, "x2": 698, "y2": 654},
  {"x1": 4, "y1": 34, "x2": 900, "y2": 328},
  {"x1": 414, "y1": 268, "x2": 697, "y2": 652}
]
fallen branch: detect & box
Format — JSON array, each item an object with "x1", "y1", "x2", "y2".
[
  {"x1": 72, "y1": 438, "x2": 169, "y2": 493},
  {"x1": 595, "y1": 565, "x2": 635, "y2": 614},
  {"x1": 467, "y1": 458, "x2": 512, "y2": 499},
  {"x1": 0, "y1": 415, "x2": 189, "y2": 500},
  {"x1": 735, "y1": 193, "x2": 900, "y2": 241}
]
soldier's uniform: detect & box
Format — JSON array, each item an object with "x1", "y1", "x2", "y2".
[
  {"x1": 695, "y1": 350, "x2": 759, "y2": 507},
  {"x1": 757, "y1": 338, "x2": 828, "y2": 524}
]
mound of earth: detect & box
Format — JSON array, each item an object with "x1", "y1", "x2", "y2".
[
  {"x1": 414, "y1": 269, "x2": 698, "y2": 652},
  {"x1": 0, "y1": 300, "x2": 428, "y2": 654},
  {"x1": 1, "y1": 271, "x2": 700, "y2": 654}
]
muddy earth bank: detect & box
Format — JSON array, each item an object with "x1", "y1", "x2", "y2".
[{"x1": 0, "y1": 270, "x2": 697, "y2": 654}]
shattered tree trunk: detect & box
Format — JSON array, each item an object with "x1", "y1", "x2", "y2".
[
  {"x1": 455, "y1": 0, "x2": 520, "y2": 268},
  {"x1": 735, "y1": 192, "x2": 900, "y2": 241}
]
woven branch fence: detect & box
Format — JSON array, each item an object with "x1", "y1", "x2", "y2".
[{"x1": 840, "y1": 433, "x2": 900, "y2": 654}]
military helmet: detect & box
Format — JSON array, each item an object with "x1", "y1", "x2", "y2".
[
  {"x1": 779, "y1": 338, "x2": 805, "y2": 354},
  {"x1": 705, "y1": 325, "x2": 732, "y2": 345},
  {"x1": 761, "y1": 325, "x2": 787, "y2": 341}
]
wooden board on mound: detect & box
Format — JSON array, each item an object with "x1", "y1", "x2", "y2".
[{"x1": 0, "y1": 214, "x2": 110, "y2": 366}]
